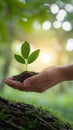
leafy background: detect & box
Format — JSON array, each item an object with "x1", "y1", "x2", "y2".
[{"x1": 0, "y1": 0, "x2": 73, "y2": 122}]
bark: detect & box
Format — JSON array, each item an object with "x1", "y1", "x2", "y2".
[{"x1": 0, "y1": 97, "x2": 72, "y2": 130}]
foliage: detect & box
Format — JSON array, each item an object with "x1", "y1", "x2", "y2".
[
  {"x1": 0, "y1": 0, "x2": 73, "y2": 43},
  {"x1": 14, "y1": 41, "x2": 40, "y2": 70},
  {"x1": 0, "y1": 110, "x2": 9, "y2": 120}
]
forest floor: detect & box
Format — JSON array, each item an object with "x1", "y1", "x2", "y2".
[{"x1": 0, "y1": 97, "x2": 73, "y2": 130}]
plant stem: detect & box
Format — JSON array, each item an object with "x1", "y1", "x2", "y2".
[{"x1": 25, "y1": 60, "x2": 28, "y2": 71}]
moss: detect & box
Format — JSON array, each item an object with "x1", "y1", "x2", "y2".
[{"x1": 0, "y1": 97, "x2": 73, "y2": 130}]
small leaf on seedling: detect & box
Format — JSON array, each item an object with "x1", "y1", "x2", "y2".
[
  {"x1": 14, "y1": 41, "x2": 40, "y2": 71},
  {"x1": 28, "y1": 49, "x2": 40, "y2": 64},
  {"x1": 14, "y1": 54, "x2": 25, "y2": 64},
  {"x1": 21, "y1": 41, "x2": 30, "y2": 59}
]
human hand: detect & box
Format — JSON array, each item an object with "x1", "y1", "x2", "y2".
[{"x1": 2, "y1": 66, "x2": 63, "y2": 93}]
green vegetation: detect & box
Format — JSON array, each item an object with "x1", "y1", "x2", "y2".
[
  {"x1": 14, "y1": 41, "x2": 40, "y2": 70},
  {"x1": 0, "y1": 110, "x2": 8, "y2": 120}
]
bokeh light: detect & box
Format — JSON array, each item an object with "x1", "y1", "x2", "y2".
[
  {"x1": 22, "y1": 18, "x2": 28, "y2": 22},
  {"x1": 42, "y1": 21, "x2": 51, "y2": 30},
  {"x1": 66, "y1": 39, "x2": 73, "y2": 51},
  {"x1": 50, "y1": 4, "x2": 59, "y2": 14},
  {"x1": 65, "y1": 4, "x2": 73, "y2": 12},
  {"x1": 53, "y1": 21, "x2": 61, "y2": 29},
  {"x1": 19, "y1": 0, "x2": 26, "y2": 3},
  {"x1": 56, "y1": 9, "x2": 67, "y2": 21},
  {"x1": 33, "y1": 21, "x2": 41, "y2": 30},
  {"x1": 62, "y1": 21, "x2": 72, "y2": 31}
]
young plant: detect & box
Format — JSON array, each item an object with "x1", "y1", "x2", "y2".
[{"x1": 14, "y1": 41, "x2": 40, "y2": 71}]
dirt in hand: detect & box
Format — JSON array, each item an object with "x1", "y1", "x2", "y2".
[{"x1": 13, "y1": 71, "x2": 39, "y2": 83}]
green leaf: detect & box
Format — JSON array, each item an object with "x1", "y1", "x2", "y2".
[
  {"x1": 21, "y1": 41, "x2": 30, "y2": 59},
  {"x1": 28, "y1": 49, "x2": 40, "y2": 64},
  {"x1": 14, "y1": 54, "x2": 25, "y2": 64}
]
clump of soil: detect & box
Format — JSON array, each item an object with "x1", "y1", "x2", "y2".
[{"x1": 13, "y1": 71, "x2": 39, "y2": 83}]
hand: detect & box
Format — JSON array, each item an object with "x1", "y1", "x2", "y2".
[{"x1": 2, "y1": 66, "x2": 63, "y2": 93}]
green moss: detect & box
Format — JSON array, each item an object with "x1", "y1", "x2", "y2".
[
  {"x1": 0, "y1": 110, "x2": 9, "y2": 120},
  {"x1": 0, "y1": 97, "x2": 73, "y2": 130}
]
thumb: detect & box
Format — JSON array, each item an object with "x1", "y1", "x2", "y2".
[{"x1": 23, "y1": 74, "x2": 41, "y2": 87}]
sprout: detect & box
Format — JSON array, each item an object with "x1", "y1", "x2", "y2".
[{"x1": 14, "y1": 41, "x2": 40, "y2": 71}]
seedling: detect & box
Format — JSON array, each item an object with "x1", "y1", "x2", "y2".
[{"x1": 14, "y1": 41, "x2": 40, "y2": 71}]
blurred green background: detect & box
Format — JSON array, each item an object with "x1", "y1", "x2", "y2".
[{"x1": 0, "y1": 0, "x2": 73, "y2": 122}]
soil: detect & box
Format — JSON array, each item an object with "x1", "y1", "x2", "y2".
[
  {"x1": 0, "y1": 97, "x2": 72, "y2": 130},
  {"x1": 13, "y1": 71, "x2": 39, "y2": 83}
]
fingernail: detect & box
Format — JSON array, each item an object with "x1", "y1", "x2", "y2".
[{"x1": 23, "y1": 79, "x2": 31, "y2": 87}]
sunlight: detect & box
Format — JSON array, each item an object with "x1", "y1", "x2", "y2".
[
  {"x1": 41, "y1": 53, "x2": 51, "y2": 63},
  {"x1": 42, "y1": 21, "x2": 51, "y2": 30},
  {"x1": 66, "y1": 39, "x2": 73, "y2": 51}
]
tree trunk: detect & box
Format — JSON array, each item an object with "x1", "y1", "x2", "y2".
[{"x1": 0, "y1": 97, "x2": 72, "y2": 130}]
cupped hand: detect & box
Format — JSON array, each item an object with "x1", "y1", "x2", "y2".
[{"x1": 2, "y1": 66, "x2": 63, "y2": 93}]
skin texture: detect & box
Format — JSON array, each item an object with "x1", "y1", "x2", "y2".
[{"x1": 2, "y1": 64, "x2": 73, "y2": 93}]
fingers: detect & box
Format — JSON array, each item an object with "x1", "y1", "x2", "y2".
[
  {"x1": 3, "y1": 78, "x2": 24, "y2": 91},
  {"x1": 23, "y1": 80, "x2": 50, "y2": 93},
  {"x1": 2, "y1": 71, "x2": 51, "y2": 93},
  {"x1": 23, "y1": 72, "x2": 47, "y2": 87},
  {"x1": 23, "y1": 74, "x2": 40, "y2": 86},
  {"x1": 22, "y1": 72, "x2": 50, "y2": 92},
  {"x1": 2, "y1": 78, "x2": 40, "y2": 92}
]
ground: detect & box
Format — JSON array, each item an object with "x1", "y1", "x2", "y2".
[{"x1": 0, "y1": 97, "x2": 73, "y2": 130}]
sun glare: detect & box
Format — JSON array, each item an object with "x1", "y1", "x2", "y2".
[{"x1": 41, "y1": 53, "x2": 51, "y2": 63}]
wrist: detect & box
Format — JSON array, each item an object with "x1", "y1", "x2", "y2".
[
  {"x1": 58, "y1": 65, "x2": 73, "y2": 81},
  {"x1": 58, "y1": 66, "x2": 67, "y2": 82}
]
